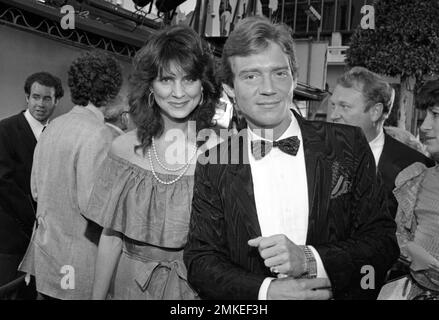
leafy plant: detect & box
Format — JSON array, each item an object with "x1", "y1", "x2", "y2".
[{"x1": 346, "y1": 0, "x2": 439, "y2": 132}]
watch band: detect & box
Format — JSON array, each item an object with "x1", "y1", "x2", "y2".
[{"x1": 299, "y1": 245, "x2": 317, "y2": 278}]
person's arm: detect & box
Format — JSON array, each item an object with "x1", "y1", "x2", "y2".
[
  {"x1": 184, "y1": 161, "x2": 266, "y2": 299},
  {"x1": 92, "y1": 228, "x2": 122, "y2": 300},
  {"x1": 315, "y1": 128, "x2": 400, "y2": 299},
  {"x1": 76, "y1": 127, "x2": 113, "y2": 214},
  {"x1": 394, "y1": 177, "x2": 439, "y2": 272},
  {"x1": 249, "y1": 236, "x2": 331, "y2": 300},
  {"x1": 185, "y1": 160, "x2": 332, "y2": 300},
  {"x1": 267, "y1": 277, "x2": 332, "y2": 300},
  {"x1": 248, "y1": 235, "x2": 327, "y2": 278}
]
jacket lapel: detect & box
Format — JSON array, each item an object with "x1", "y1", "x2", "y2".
[
  {"x1": 378, "y1": 133, "x2": 392, "y2": 173},
  {"x1": 295, "y1": 113, "x2": 330, "y2": 244},
  {"x1": 17, "y1": 111, "x2": 37, "y2": 151},
  {"x1": 226, "y1": 133, "x2": 261, "y2": 239}
]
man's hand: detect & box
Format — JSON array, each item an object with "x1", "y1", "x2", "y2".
[
  {"x1": 267, "y1": 277, "x2": 332, "y2": 300},
  {"x1": 248, "y1": 235, "x2": 306, "y2": 277}
]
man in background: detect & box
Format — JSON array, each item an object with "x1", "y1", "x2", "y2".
[
  {"x1": 329, "y1": 66, "x2": 434, "y2": 219},
  {"x1": 0, "y1": 72, "x2": 63, "y2": 294},
  {"x1": 103, "y1": 94, "x2": 133, "y2": 137}
]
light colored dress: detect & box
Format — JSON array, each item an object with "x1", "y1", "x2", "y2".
[
  {"x1": 394, "y1": 162, "x2": 439, "y2": 299},
  {"x1": 84, "y1": 152, "x2": 199, "y2": 300}
]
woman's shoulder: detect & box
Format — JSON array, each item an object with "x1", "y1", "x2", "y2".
[{"x1": 395, "y1": 162, "x2": 428, "y2": 188}]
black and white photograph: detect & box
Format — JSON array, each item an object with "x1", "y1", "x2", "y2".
[{"x1": 0, "y1": 0, "x2": 438, "y2": 309}]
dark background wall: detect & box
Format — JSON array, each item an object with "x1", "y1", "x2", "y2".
[{"x1": 0, "y1": 25, "x2": 133, "y2": 121}]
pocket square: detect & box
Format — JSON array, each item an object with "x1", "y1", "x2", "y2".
[
  {"x1": 331, "y1": 176, "x2": 351, "y2": 199},
  {"x1": 330, "y1": 161, "x2": 352, "y2": 199}
]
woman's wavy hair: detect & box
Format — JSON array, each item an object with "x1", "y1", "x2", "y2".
[
  {"x1": 68, "y1": 50, "x2": 123, "y2": 108},
  {"x1": 129, "y1": 25, "x2": 221, "y2": 155}
]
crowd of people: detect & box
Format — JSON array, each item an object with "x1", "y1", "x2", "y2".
[{"x1": 0, "y1": 16, "x2": 438, "y2": 300}]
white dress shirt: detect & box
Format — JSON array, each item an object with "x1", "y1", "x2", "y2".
[
  {"x1": 24, "y1": 109, "x2": 47, "y2": 141},
  {"x1": 368, "y1": 129, "x2": 385, "y2": 167},
  {"x1": 247, "y1": 112, "x2": 328, "y2": 300}
]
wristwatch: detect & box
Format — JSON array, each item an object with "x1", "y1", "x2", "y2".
[{"x1": 299, "y1": 245, "x2": 317, "y2": 278}]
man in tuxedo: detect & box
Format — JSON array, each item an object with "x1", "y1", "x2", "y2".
[
  {"x1": 329, "y1": 67, "x2": 435, "y2": 219},
  {"x1": 184, "y1": 17, "x2": 399, "y2": 300},
  {"x1": 0, "y1": 72, "x2": 63, "y2": 289}
]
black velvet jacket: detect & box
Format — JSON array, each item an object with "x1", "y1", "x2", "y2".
[{"x1": 184, "y1": 112, "x2": 399, "y2": 300}]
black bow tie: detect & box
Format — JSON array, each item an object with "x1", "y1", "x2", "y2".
[{"x1": 251, "y1": 136, "x2": 300, "y2": 160}]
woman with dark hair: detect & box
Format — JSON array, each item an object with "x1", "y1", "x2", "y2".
[
  {"x1": 391, "y1": 79, "x2": 439, "y2": 299},
  {"x1": 84, "y1": 25, "x2": 221, "y2": 300}
]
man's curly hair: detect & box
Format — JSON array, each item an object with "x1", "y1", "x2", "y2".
[
  {"x1": 129, "y1": 24, "x2": 221, "y2": 155},
  {"x1": 68, "y1": 50, "x2": 123, "y2": 108}
]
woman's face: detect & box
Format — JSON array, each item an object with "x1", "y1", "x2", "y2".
[
  {"x1": 420, "y1": 104, "x2": 439, "y2": 160},
  {"x1": 152, "y1": 62, "x2": 203, "y2": 121}
]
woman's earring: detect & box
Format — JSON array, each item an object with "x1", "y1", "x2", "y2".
[
  {"x1": 199, "y1": 91, "x2": 204, "y2": 106},
  {"x1": 148, "y1": 91, "x2": 154, "y2": 107}
]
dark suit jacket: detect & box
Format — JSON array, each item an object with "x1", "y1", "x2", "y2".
[
  {"x1": 378, "y1": 132, "x2": 435, "y2": 219},
  {"x1": 184, "y1": 113, "x2": 399, "y2": 300},
  {"x1": 0, "y1": 111, "x2": 37, "y2": 254}
]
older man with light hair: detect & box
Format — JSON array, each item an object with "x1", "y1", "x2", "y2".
[
  {"x1": 103, "y1": 94, "x2": 133, "y2": 137},
  {"x1": 329, "y1": 66, "x2": 435, "y2": 219}
]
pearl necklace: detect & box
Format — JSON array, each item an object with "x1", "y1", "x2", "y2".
[
  {"x1": 151, "y1": 136, "x2": 198, "y2": 172},
  {"x1": 148, "y1": 137, "x2": 198, "y2": 185}
]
